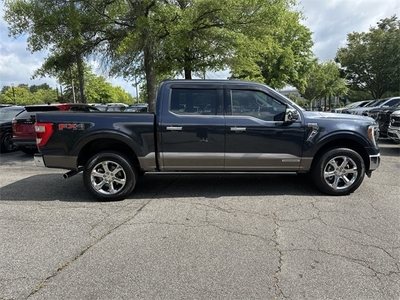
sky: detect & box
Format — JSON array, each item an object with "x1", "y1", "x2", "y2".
[{"x1": 0, "y1": 0, "x2": 399, "y2": 96}]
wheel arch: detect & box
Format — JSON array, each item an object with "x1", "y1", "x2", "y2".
[
  {"x1": 76, "y1": 137, "x2": 141, "y2": 172},
  {"x1": 310, "y1": 138, "x2": 371, "y2": 172}
]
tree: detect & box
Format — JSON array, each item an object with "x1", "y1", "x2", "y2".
[
  {"x1": 335, "y1": 16, "x2": 400, "y2": 99},
  {"x1": 29, "y1": 83, "x2": 52, "y2": 93},
  {"x1": 2, "y1": 86, "x2": 31, "y2": 105},
  {"x1": 5, "y1": 0, "x2": 315, "y2": 111},
  {"x1": 230, "y1": 6, "x2": 315, "y2": 93},
  {"x1": 4, "y1": 0, "x2": 113, "y2": 103},
  {"x1": 303, "y1": 61, "x2": 348, "y2": 110}
]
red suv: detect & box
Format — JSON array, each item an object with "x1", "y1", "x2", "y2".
[{"x1": 12, "y1": 103, "x2": 100, "y2": 154}]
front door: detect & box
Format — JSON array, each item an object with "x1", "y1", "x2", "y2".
[{"x1": 224, "y1": 88, "x2": 305, "y2": 171}]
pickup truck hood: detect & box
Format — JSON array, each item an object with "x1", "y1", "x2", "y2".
[{"x1": 303, "y1": 111, "x2": 375, "y2": 123}]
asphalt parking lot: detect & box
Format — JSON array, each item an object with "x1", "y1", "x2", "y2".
[{"x1": 0, "y1": 140, "x2": 399, "y2": 300}]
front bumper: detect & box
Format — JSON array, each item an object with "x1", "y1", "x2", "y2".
[{"x1": 369, "y1": 154, "x2": 380, "y2": 171}]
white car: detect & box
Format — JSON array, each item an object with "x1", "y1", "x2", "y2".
[
  {"x1": 332, "y1": 100, "x2": 372, "y2": 113},
  {"x1": 387, "y1": 110, "x2": 400, "y2": 143},
  {"x1": 347, "y1": 97, "x2": 400, "y2": 116}
]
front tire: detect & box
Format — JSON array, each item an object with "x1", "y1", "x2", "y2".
[
  {"x1": 311, "y1": 148, "x2": 365, "y2": 196},
  {"x1": 83, "y1": 151, "x2": 137, "y2": 201}
]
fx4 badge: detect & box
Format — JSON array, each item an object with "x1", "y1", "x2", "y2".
[{"x1": 58, "y1": 123, "x2": 85, "y2": 130}]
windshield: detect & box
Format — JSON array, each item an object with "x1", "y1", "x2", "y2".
[
  {"x1": 371, "y1": 98, "x2": 389, "y2": 107},
  {"x1": 363, "y1": 99, "x2": 379, "y2": 107}
]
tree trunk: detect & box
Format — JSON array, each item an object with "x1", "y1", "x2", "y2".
[
  {"x1": 328, "y1": 96, "x2": 332, "y2": 111},
  {"x1": 184, "y1": 67, "x2": 192, "y2": 79},
  {"x1": 184, "y1": 49, "x2": 192, "y2": 79},
  {"x1": 76, "y1": 55, "x2": 86, "y2": 103},
  {"x1": 144, "y1": 41, "x2": 157, "y2": 112}
]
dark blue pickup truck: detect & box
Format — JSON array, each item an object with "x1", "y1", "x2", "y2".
[{"x1": 34, "y1": 80, "x2": 380, "y2": 201}]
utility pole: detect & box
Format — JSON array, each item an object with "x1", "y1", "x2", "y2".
[
  {"x1": 135, "y1": 77, "x2": 139, "y2": 103},
  {"x1": 11, "y1": 83, "x2": 15, "y2": 105}
]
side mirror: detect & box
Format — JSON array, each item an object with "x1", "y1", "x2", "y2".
[{"x1": 285, "y1": 106, "x2": 300, "y2": 122}]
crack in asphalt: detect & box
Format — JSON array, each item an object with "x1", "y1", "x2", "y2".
[
  {"x1": 25, "y1": 176, "x2": 187, "y2": 298},
  {"x1": 26, "y1": 199, "x2": 152, "y2": 298}
]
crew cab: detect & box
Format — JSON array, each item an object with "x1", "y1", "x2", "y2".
[{"x1": 33, "y1": 80, "x2": 380, "y2": 201}]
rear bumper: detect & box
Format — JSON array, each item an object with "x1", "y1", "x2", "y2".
[
  {"x1": 13, "y1": 137, "x2": 36, "y2": 149},
  {"x1": 34, "y1": 153, "x2": 78, "y2": 170},
  {"x1": 34, "y1": 154, "x2": 46, "y2": 167}
]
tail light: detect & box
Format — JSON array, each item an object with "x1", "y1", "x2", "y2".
[
  {"x1": 35, "y1": 123, "x2": 54, "y2": 147},
  {"x1": 12, "y1": 120, "x2": 23, "y2": 134}
]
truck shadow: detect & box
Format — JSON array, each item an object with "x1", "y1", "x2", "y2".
[{"x1": 0, "y1": 173, "x2": 322, "y2": 202}]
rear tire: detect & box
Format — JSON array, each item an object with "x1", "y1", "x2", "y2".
[
  {"x1": 83, "y1": 151, "x2": 137, "y2": 201},
  {"x1": 311, "y1": 148, "x2": 365, "y2": 196}
]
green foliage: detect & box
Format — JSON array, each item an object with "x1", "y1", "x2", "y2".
[
  {"x1": 302, "y1": 61, "x2": 348, "y2": 109},
  {"x1": 336, "y1": 16, "x2": 400, "y2": 99},
  {"x1": 0, "y1": 85, "x2": 57, "y2": 105},
  {"x1": 228, "y1": 2, "x2": 315, "y2": 92},
  {"x1": 84, "y1": 73, "x2": 134, "y2": 104},
  {"x1": 4, "y1": 0, "x2": 315, "y2": 107}
]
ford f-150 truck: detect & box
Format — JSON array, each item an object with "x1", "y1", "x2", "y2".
[{"x1": 33, "y1": 80, "x2": 380, "y2": 201}]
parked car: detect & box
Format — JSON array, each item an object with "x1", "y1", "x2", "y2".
[
  {"x1": 367, "y1": 102, "x2": 400, "y2": 137},
  {"x1": 347, "y1": 97, "x2": 400, "y2": 116},
  {"x1": 92, "y1": 103, "x2": 127, "y2": 112},
  {"x1": 12, "y1": 103, "x2": 99, "y2": 154},
  {"x1": 0, "y1": 106, "x2": 24, "y2": 153},
  {"x1": 332, "y1": 100, "x2": 372, "y2": 113},
  {"x1": 387, "y1": 110, "x2": 400, "y2": 143},
  {"x1": 124, "y1": 103, "x2": 148, "y2": 112}
]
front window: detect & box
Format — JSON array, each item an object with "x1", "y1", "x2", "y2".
[{"x1": 228, "y1": 90, "x2": 287, "y2": 121}]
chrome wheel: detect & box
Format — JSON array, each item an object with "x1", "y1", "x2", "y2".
[
  {"x1": 323, "y1": 156, "x2": 358, "y2": 190},
  {"x1": 90, "y1": 160, "x2": 127, "y2": 195},
  {"x1": 311, "y1": 148, "x2": 365, "y2": 196},
  {"x1": 84, "y1": 151, "x2": 137, "y2": 201}
]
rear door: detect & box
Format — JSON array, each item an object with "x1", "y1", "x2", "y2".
[
  {"x1": 224, "y1": 87, "x2": 305, "y2": 171},
  {"x1": 158, "y1": 84, "x2": 225, "y2": 171}
]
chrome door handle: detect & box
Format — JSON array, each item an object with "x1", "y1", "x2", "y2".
[
  {"x1": 166, "y1": 126, "x2": 183, "y2": 131},
  {"x1": 230, "y1": 127, "x2": 246, "y2": 132}
]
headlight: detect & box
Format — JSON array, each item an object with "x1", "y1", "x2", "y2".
[{"x1": 368, "y1": 125, "x2": 379, "y2": 146}]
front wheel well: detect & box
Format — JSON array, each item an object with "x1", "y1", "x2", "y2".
[
  {"x1": 77, "y1": 138, "x2": 141, "y2": 171},
  {"x1": 311, "y1": 139, "x2": 370, "y2": 171}
]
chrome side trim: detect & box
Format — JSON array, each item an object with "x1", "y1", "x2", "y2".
[
  {"x1": 166, "y1": 126, "x2": 182, "y2": 131},
  {"x1": 161, "y1": 152, "x2": 225, "y2": 171},
  {"x1": 230, "y1": 127, "x2": 246, "y2": 132}
]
